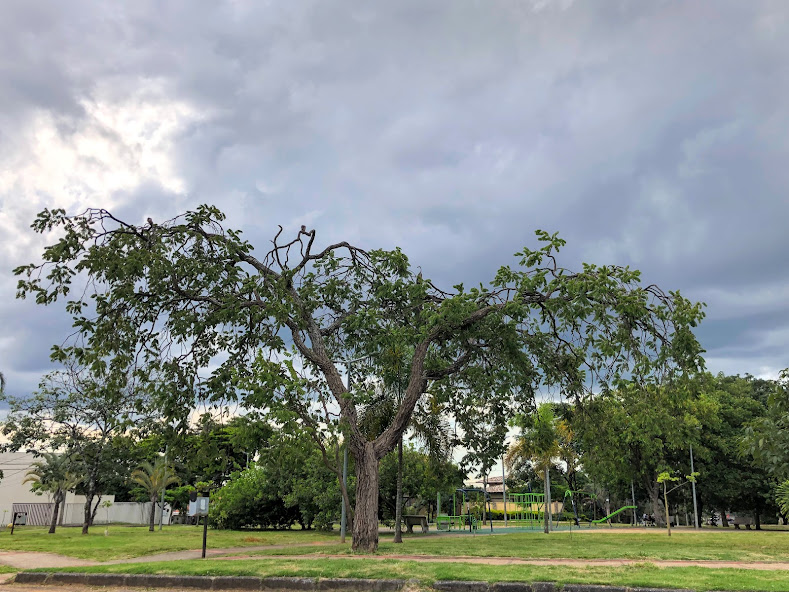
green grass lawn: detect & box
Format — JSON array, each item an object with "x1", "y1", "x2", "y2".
[
  {"x1": 0, "y1": 525, "x2": 339, "y2": 560},
  {"x1": 249, "y1": 529, "x2": 789, "y2": 562},
  {"x1": 42, "y1": 557, "x2": 789, "y2": 592},
  {"x1": 3, "y1": 524, "x2": 789, "y2": 565}
]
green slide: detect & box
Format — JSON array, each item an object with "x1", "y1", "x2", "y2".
[{"x1": 591, "y1": 505, "x2": 636, "y2": 524}]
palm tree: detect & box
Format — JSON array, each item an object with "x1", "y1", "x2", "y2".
[
  {"x1": 24, "y1": 452, "x2": 80, "y2": 534},
  {"x1": 0, "y1": 371, "x2": 6, "y2": 393},
  {"x1": 131, "y1": 458, "x2": 179, "y2": 532},
  {"x1": 775, "y1": 480, "x2": 789, "y2": 521},
  {"x1": 506, "y1": 403, "x2": 560, "y2": 534}
]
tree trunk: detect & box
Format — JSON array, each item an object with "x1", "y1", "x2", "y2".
[
  {"x1": 89, "y1": 494, "x2": 102, "y2": 526},
  {"x1": 663, "y1": 481, "x2": 671, "y2": 537},
  {"x1": 49, "y1": 492, "x2": 62, "y2": 534},
  {"x1": 82, "y1": 483, "x2": 96, "y2": 535},
  {"x1": 543, "y1": 468, "x2": 550, "y2": 534},
  {"x1": 352, "y1": 442, "x2": 380, "y2": 552},
  {"x1": 754, "y1": 510, "x2": 761, "y2": 530},
  {"x1": 646, "y1": 479, "x2": 664, "y2": 526},
  {"x1": 721, "y1": 510, "x2": 729, "y2": 527},
  {"x1": 393, "y1": 437, "x2": 404, "y2": 544},
  {"x1": 149, "y1": 495, "x2": 157, "y2": 532}
]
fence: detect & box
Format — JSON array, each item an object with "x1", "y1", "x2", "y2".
[{"x1": 10, "y1": 501, "x2": 170, "y2": 527}]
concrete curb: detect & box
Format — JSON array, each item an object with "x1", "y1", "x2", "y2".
[
  {"x1": 9, "y1": 573, "x2": 724, "y2": 592},
  {"x1": 11, "y1": 573, "x2": 406, "y2": 591}
]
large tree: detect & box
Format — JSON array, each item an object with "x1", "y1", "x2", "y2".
[{"x1": 15, "y1": 206, "x2": 704, "y2": 551}]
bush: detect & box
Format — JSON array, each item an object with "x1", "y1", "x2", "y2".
[{"x1": 210, "y1": 466, "x2": 298, "y2": 530}]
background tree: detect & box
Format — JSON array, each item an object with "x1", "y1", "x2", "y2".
[
  {"x1": 23, "y1": 452, "x2": 80, "y2": 534},
  {"x1": 743, "y1": 369, "x2": 789, "y2": 481},
  {"x1": 694, "y1": 373, "x2": 774, "y2": 528},
  {"x1": 575, "y1": 382, "x2": 706, "y2": 525},
  {"x1": 131, "y1": 458, "x2": 179, "y2": 532},
  {"x1": 1, "y1": 360, "x2": 155, "y2": 534},
  {"x1": 16, "y1": 207, "x2": 704, "y2": 550}
]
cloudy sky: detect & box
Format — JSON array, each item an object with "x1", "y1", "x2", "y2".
[{"x1": 1, "y1": 0, "x2": 788, "y2": 400}]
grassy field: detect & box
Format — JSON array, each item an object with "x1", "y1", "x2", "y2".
[
  {"x1": 2, "y1": 525, "x2": 789, "y2": 563},
  {"x1": 249, "y1": 529, "x2": 789, "y2": 562},
  {"x1": 43, "y1": 557, "x2": 789, "y2": 592},
  {"x1": 0, "y1": 525, "x2": 338, "y2": 560}
]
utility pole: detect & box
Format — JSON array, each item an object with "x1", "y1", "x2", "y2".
[
  {"x1": 159, "y1": 444, "x2": 168, "y2": 531},
  {"x1": 690, "y1": 444, "x2": 699, "y2": 529}
]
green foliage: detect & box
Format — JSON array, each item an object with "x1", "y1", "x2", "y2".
[
  {"x1": 743, "y1": 369, "x2": 789, "y2": 480},
  {"x1": 521, "y1": 404, "x2": 561, "y2": 475},
  {"x1": 24, "y1": 452, "x2": 81, "y2": 496},
  {"x1": 131, "y1": 458, "x2": 179, "y2": 499},
  {"x1": 378, "y1": 444, "x2": 464, "y2": 522},
  {"x1": 776, "y1": 481, "x2": 789, "y2": 516},
  {"x1": 210, "y1": 424, "x2": 342, "y2": 531},
  {"x1": 1, "y1": 360, "x2": 156, "y2": 533},
  {"x1": 210, "y1": 465, "x2": 291, "y2": 530},
  {"x1": 692, "y1": 373, "x2": 774, "y2": 521},
  {"x1": 15, "y1": 206, "x2": 706, "y2": 550}
]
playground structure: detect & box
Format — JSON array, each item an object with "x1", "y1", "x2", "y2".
[
  {"x1": 434, "y1": 486, "x2": 636, "y2": 533},
  {"x1": 435, "y1": 488, "x2": 490, "y2": 532}
]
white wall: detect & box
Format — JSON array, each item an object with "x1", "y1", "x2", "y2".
[
  {"x1": 0, "y1": 452, "x2": 168, "y2": 527},
  {"x1": 61, "y1": 501, "x2": 171, "y2": 526}
]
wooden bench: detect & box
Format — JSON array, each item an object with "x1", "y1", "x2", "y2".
[
  {"x1": 403, "y1": 514, "x2": 429, "y2": 533},
  {"x1": 732, "y1": 515, "x2": 754, "y2": 530}
]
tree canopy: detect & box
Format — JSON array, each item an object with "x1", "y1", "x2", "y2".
[{"x1": 16, "y1": 206, "x2": 705, "y2": 550}]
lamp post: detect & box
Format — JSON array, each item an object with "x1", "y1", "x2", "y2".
[
  {"x1": 502, "y1": 453, "x2": 507, "y2": 527},
  {"x1": 690, "y1": 443, "x2": 699, "y2": 528},
  {"x1": 159, "y1": 444, "x2": 168, "y2": 531}
]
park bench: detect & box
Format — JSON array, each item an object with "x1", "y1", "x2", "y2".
[
  {"x1": 403, "y1": 514, "x2": 429, "y2": 533},
  {"x1": 732, "y1": 515, "x2": 754, "y2": 530}
]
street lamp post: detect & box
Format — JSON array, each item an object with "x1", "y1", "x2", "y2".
[
  {"x1": 159, "y1": 444, "x2": 168, "y2": 531},
  {"x1": 690, "y1": 443, "x2": 699, "y2": 528},
  {"x1": 502, "y1": 453, "x2": 507, "y2": 527}
]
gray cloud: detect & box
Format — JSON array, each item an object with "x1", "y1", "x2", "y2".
[{"x1": 2, "y1": 0, "x2": 789, "y2": 400}]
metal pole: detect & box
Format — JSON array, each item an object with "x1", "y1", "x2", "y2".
[
  {"x1": 631, "y1": 480, "x2": 637, "y2": 527},
  {"x1": 159, "y1": 445, "x2": 168, "y2": 531},
  {"x1": 340, "y1": 360, "x2": 352, "y2": 543},
  {"x1": 690, "y1": 444, "x2": 699, "y2": 529},
  {"x1": 545, "y1": 469, "x2": 553, "y2": 531},
  {"x1": 502, "y1": 456, "x2": 507, "y2": 527},
  {"x1": 202, "y1": 513, "x2": 209, "y2": 558},
  {"x1": 340, "y1": 446, "x2": 349, "y2": 542}
]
